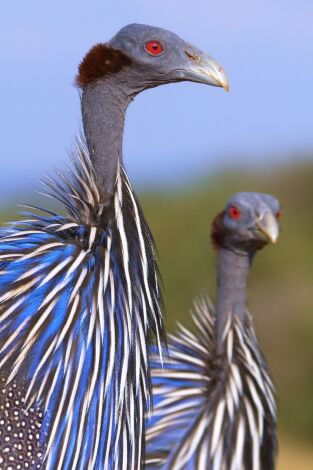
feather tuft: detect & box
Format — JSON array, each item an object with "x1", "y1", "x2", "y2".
[
  {"x1": 76, "y1": 44, "x2": 132, "y2": 88},
  {"x1": 211, "y1": 210, "x2": 226, "y2": 250},
  {"x1": 0, "y1": 138, "x2": 164, "y2": 469},
  {"x1": 145, "y1": 298, "x2": 276, "y2": 469}
]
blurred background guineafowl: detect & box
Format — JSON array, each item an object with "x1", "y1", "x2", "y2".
[
  {"x1": 0, "y1": 24, "x2": 228, "y2": 469},
  {"x1": 146, "y1": 192, "x2": 280, "y2": 470}
]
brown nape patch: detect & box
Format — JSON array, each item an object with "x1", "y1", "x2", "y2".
[
  {"x1": 76, "y1": 43, "x2": 132, "y2": 88},
  {"x1": 211, "y1": 210, "x2": 226, "y2": 249}
]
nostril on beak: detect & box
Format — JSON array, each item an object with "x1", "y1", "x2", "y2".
[{"x1": 185, "y1": 50, "x2": 198, "y2": 61}]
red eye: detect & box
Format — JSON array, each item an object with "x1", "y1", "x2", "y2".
[
  {"x1": 145, "y1": 41, "x2": 164, "y2": 56},
  {"x1": 228, "y1": 206, "x2": 241, "y2": 220},
  {"x1": 275, "y1": 211, "x2": 281, "y2": 220}
]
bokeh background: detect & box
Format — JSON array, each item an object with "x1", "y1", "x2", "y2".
[{"x1": 1, "y1": 1, "x2": 313, "y2": 467}]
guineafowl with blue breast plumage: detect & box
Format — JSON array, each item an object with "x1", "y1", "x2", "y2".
[{"x1": 0, "y1": 24, "x2": 228, "y2": 469}]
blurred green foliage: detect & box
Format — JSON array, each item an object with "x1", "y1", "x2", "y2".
[
  {"x1": 1, "y1": 161, "x2": 313, "y2": 444},
  {"x1": 140, "y1": 162, "x2": 313, "y2": 443}
]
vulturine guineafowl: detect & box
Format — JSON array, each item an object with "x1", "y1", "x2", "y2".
[
  {"x1": 0, "y1": 24, "x2": 228, "y2": 469},
  {"x1": 146, "y1": 192, "x2": 280, "y2": 470}
]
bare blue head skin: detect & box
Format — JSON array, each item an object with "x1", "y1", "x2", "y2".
[
  {"x1": 108, "y1": 24, "x2": 229, "y2": 91},
  {"x1": 220, "y1": 192, "x2": 280, "y2": 252},
  {"x1": 79, "y1": 24, "x2": 229, "y2": 198},
  {"x1": 213, "y1": 192, "x2": 281, "y2": 344}
]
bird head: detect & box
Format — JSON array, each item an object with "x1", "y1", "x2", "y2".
[
  {"x1": 76, "y1": 23, "x2": 229, "y2": 93},
  {"x1": 211, "y1": 192, "x2": 281, "y2": 254}
]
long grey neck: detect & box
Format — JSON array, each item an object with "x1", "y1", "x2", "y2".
[
  {"x1": 215, "y1": 248, "x2": 252, "y2": 346},
  {"x1": 81, "y1": 78, "x2": 131, "y2": 199}
]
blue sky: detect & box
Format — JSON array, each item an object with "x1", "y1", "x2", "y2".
[{"x1": 1, "y1": 0, "x2": 313, "y2": 199}]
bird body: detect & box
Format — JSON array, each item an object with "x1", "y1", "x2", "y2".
[
  {"x1": 146, "y1": 192, "x2": 280, "y2": 470},
  {"x1": 0, "y1": 24, "x2": 228, "y2": 468}
]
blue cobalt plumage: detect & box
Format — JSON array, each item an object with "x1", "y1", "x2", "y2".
[{"x1": 0, "y1": 142, "x2": 163, "y2": 468}]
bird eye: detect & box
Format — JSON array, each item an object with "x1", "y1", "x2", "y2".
[
  {"x1": 275, "y1": 211, "x2": 281, "y2": 220},
  {"x1": 228, "y1": 206, "x2": 241, "y2": 220},
  {"x1": 145, "y1": 41, "x2": 164, "y2": 56}
]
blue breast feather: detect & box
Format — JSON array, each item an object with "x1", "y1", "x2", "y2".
[{"x1": 0, "y1": 142, "x2": 163, "y2": 469}]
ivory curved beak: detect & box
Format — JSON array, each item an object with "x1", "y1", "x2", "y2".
[
  {"x1": 256, "y1": 212, "x2": 280, "y2": 244},
  {"x1": 181, "y1": 53, "x2": 229, "y2": 91}
]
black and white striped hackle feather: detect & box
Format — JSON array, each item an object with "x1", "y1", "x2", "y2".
[
  {"x1": 146, "y1": 192, "x2": 280, "y2": 470},
  {"x1": 146, "y1": 297, "x2": 276, "y2": 470},
  {"x1": 0, "y1": 140, "x2": 163, "y2": 469}
]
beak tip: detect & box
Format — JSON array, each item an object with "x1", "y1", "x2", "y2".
[
  {"x1": 214, "y1": 68, "x2": 229, "y2": 92},
  {"x1": 267, "y1": 227, "x2": 280, "y2": 244},
  {"x1": 219, "y1": 68, "x2": 229, "y2": 92}
]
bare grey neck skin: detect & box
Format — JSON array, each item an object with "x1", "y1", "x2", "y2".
[
  {"x1": 81, "y1": 76, "x2": 133, "y2": 200},
  {"x1": 215, "y1": 247, "x2": 253, "y2": 350}
]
